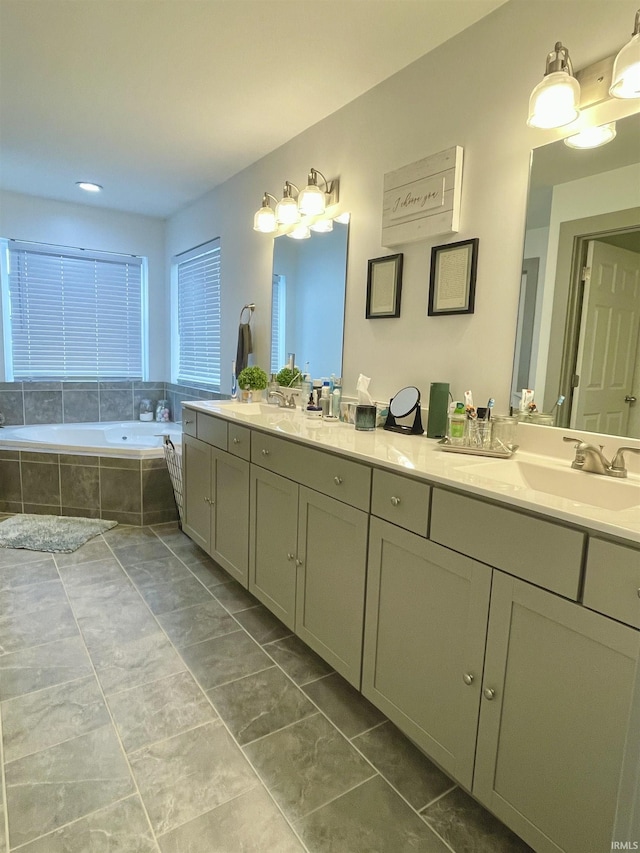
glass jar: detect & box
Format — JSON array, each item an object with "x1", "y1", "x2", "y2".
[
  {"x1": 355, "y1": 404, "x2": 377, "y2": 431},
  {"x1": 491, "y1": 415, "x2": 518, "y2": 452},
  {"x1": 139, "y1": 398, "x2": 153, "y2": 421},
  {"x1": 155, "y1": 400, "x2": 170, "y2": 422}
]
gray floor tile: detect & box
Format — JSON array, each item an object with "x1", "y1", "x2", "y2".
[
  {"x1": 53, "y1": 537, "x2": 112, "y2": 568},
  {"x1": 1, "y1": 675, "x2": 110, "y2": 762},
  {"x1": 5, "y1": 724, "x2": 135, "y2": 848},
  {"x1": 0, "y1": 636, "x2": 92, "y2": 701},
  {"x1": 57, "y1": 555, "x2": 129, "y2": 590},
  {"x1": 110, "y1": 539, "x2": 174, "y2": 567},
  {"x1": 183, "y1": 554, "x2": 233, "y2": 587},
  {"x1": 158, "y1": 786, "x2": 305, "y2": 853},
  {"x1": 0, "y1": 601, "x2": 79, "y2": 656},
  {"x1": 130, "y1": 720, "x2": 258, "y2": 836},
  {"x1": 264, "y1": 634, "x2": 334, "y2": 686},
  {"x1": 303, "y1": 672, "x2": 386, "y2": 738},
  {"x1": 0, "y1": 579, "x2": 68, "y2": 618},
  {"x1": 108, "y1": 670, "x2": 218, "y2": 753},
  {"x1": 421, "y1": 786, "x2": 535, "y2": 853},
  {"x1": 212, "y1": 580, "x2": 260, "y2": 613},
  {"x1": 352, "y1": 721, "x2": 453, "y2": 810},
  {"x1": 156, "y1": 598, "x2": 238, "y2": 648},
  {"x1": 135, "y1": 573, "x2": 213, "y2": 615},
  {"x1": 15, "y1": 795, "x2": 157, "y2": 853},
  {"x1": 234, "y1": 604, "x2": 293, "y2": 645},
  {"x1": 208, "y1": 666, "x2": 316, "y2": 745},
  {"x1": 0, "y1": 548, "x2": 52, "y2": 569},
  {"x1": 296, "y1": 775, "x2": 452, "y2": 853},
  {"x1": 63, "y1": 577, "x2": 143, "y2": 620},
  {"x1": 126, "y1": 554, "x2": 194, "y2": 590},
  {"x1": 91, "y1": 631, "x2": 186, "y2": 696},
  {"x1": 0, "y1": 557, "x2": 58, "y2": 590},
  {"x1": 179, "y1": 630, "x2": 274, "y2": 690},
  {"x1": 244, "y1": 713, "x2": 376, "y2": 822}
]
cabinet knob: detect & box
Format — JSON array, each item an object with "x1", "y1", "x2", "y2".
[
  {"x1": 483, "y1": 687, "x2": 496, "y2": 701},
  {"x1": 184, "y1": 418, "x2": 194, "y2": 425},
  {"x1": 233, "y1": 437, "x2": 240, "y2": 444},
  {"x1": 287, "y1": 552, "x2": 295, "y2": 561},
  {"x1": 333, "y1": 476, "x2": 343, "y2": 485},
  {"x1": 637, "y1": 588, "x2": 640, "y2": 599},
  {"x1": 262, "y1": 448, "x2": 270, "y2": 456},
  {"x1": 390, "y1": 496, "x2": 401, "y2": 506},
  {"x1": 203, "y1": 496, "x2": 209, "y2": 504},
  {"x1": 295, "y1": 558, "x2": 303, "y2": 567},
  {"x1": 463, "y1": 673, "x2": 474, "y2": 686}
]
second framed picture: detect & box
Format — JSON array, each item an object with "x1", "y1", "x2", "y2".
[
  {"x1": 366, "y1": 253, "x2": 403, "y2": 319},
  {"x1": 428, "y1": 238, "x2": 479, "y2": 316}
]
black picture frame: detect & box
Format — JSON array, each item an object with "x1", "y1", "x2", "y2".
[
  {"x1": 366, "y1": 253, "x2": 403, "y2": 318},
  {"x1": 428, "y1": 238, "x2": 479, "y2": 316}
]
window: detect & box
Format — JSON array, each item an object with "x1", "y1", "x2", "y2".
[
  {"x1": 2, "y1": 239, "x2": 146, "y2": 380},
  {"x1": 270, "y1": 273, "x2": 286, "y2": 374},
  {"x1": 174, "y1": 239, "x2": 221, "y2": 388}
]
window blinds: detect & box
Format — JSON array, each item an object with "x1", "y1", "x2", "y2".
[
  {"x1": 7, "y1": 241, "x2": 144, "y2": 380},
  {"x1": 176, "y1": 240, "x2": 221, "y2": 387},
  {"x1": 270, "y1": 273, "x2": 285, "y2": 374}
]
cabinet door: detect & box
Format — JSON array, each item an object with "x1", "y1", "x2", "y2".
[
  {"x1": 362, "y1": 517, "x2": 491, "y2": 789},
  {"x1": 474, "y1": 572, "x2": 640, "y2": 853},
  {"x1": 212, "y1": 449, "x2": 249, "y2": 587},
  {"x1": 182, "y1": 435, "x2": 212, "y2": 552},
  {"x1": 249, "y1": 465, "x2": 298, "y2": 629},
  {"x1": 296, "y1": 486, "x2": 368, "y2": 689}
]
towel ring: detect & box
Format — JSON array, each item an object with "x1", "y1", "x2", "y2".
[{"x1": 239, "y1": 303, "x2": 255, "y2": 324}]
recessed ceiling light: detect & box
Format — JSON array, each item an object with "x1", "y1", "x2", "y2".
[{"x1": 76, "y1": 181, "x2": 103, "y2": 193}]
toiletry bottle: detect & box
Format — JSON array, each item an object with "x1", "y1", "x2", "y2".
[
  {"x1": 332, "y1": 378, "x2": 342, "y2": 420},
  {"x1": 320, "y1": 382, "x2": 331, "y2": 418},
  {"x1": 448, "y1": 402, "x2": 466, "y2": 445}
]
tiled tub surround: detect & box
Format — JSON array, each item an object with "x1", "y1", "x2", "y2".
[
  {"x1": 0, "y1": 450, "x2": 177, "y2": 525},
  {"x1": 0, "y1": 380, "x2": 224, "y2": 426},
  {"x1": 0, "y1": 520, "x2": 532, "y2": 852}
]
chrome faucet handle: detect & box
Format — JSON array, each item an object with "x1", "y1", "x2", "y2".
[
  {"x1": 563, "y1": 436, "x2": 586, "y2": 468},
  {"x1": 610, "y1": 446, "x2": 640, "y2": 479}
]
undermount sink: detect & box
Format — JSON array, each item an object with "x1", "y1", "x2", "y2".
[{"x1": 458, "y1": 459, "x2": 640, "y2": 511}]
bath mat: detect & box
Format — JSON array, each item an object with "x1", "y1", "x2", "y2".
[{"x1": 0, "y1": 514, "x2": 117, "y2": 553}]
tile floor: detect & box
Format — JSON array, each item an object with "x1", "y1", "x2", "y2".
[{"x1": 0, "y1": 518, "x2": 534, "y2": 852}]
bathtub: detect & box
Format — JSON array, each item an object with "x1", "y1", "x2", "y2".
[{"x1": 0, "y1": 421, "x2": 182, "y2": 459}]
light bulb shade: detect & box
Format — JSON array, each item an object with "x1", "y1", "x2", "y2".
[
  {"x1": 276, "y1": 196, "x2": 300, "y2": 225},
  {"x1": 298, "y1": 184, "x2": 326, "y2": 216},
  {"x1": 564, "y1": 122, "x2": 617, "y2": 149},
  {"x1": 609, "y1": 32, "x2": 640, "y2": 98},
  {"x1": 286, "y1": 224, "x2": 311, "y2": 240},
  {"x1": 527, "y1": 70, "x2": 580, "y2": 128},
  {"x1": 253, "y1": 205, "x2": 277, "y2": 233},
  {"x1": 310, "y1": 218, "x2": 334, "y2": 232}
]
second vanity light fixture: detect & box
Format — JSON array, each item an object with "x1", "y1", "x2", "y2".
[
  {"x1": 528, "y1": 8, "x2": 640, "y2": 136},
  {"x1": 253, "y1": 168, "x2": 339, "y2": 235}
]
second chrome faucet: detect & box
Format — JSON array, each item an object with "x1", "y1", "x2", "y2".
[{"x1": 563, "y1": 436, "x2": 640, "y2": 478}]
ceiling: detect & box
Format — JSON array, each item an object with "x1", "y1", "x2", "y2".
[{"x1": 0, "y1": 0, "x2": 507, "y2": 219}]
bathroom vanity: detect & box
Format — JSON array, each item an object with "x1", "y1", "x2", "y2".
[{"x1": 182, "y1": 400, "x2": 640, "y2": 853}]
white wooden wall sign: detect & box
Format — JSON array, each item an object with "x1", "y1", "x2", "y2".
[{"x1": 382, "y1": 146, "x2": 463, "y2": 247}]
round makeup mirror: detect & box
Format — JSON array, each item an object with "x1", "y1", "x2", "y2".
[{"x1": 385, "y1": 386, "x2": 424, "y2": 435}]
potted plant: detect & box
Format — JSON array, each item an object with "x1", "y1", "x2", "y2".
[
  {"x1": 237, "y1": 365, "x2": 268, "y2": 402},
  {"x1": 276, "y1": 365, "x2": 302, "y2": 388}
]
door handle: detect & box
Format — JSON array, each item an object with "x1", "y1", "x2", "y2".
[{"x1": 624, "y1": 396, "x2": 637, "y2": 403}]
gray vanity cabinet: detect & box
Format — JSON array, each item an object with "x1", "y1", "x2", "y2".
[
  {"x1": 473, "y1": 570, "x2": 640, "y2": 853},
  {"x1": 362, "y1": 516, "x2": 491, "y2": 789},
  {"x1": 182, "y1": 433, "x2": 250, "y2": 586},
  {"x1": 249, "y1": 464, "x2": 369, "y2": 687}
]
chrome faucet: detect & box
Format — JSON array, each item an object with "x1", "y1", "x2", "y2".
[
  {"x1": 267, "y1": 390, "x2": 296, "y2": 409},
  {"x1": 563, "y1": 437, "x2": 640, "y2": 478}
]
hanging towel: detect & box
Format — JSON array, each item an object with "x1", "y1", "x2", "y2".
[{"x1": 236, "y1": 322, "x2": 253, "y2": 374}]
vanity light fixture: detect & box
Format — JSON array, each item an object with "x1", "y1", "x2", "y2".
[
  {"x1": 253, "y1": 192, "x2": 279, "y2": 233},
  {"x1": 527, "y1": 42, "x2": 581, "y2": 129},
  {"x1": 286, "y1": 224, "x2": 311, "y2": 240},
  {"x1": 610, "y1": 8, "x2": 640, "y2": 98},
  {"x1": 275, "y1": 182, "x2": 301, "y2": 225},
  {"x1": 298, "y1": 168, "x2": 335, "y2": 216},
  {"x1": 309, "y1": 218, "x2": 333, "y2": 233},
  {"x1": 564, "y1": 121, "x2": 617, "y2": 149},
  {"x1": 76, "y1": 181, "x2": 103, "y2": 193}
]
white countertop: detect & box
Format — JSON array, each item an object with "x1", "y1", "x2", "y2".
[{"x1": 183, "y1": 401, "x2": 640, "y2": 545}]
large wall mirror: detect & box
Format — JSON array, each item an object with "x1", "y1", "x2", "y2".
[
  {"x1": 512, "y1": 111, "x2": 640, "y2": 438},
  {"x1": 270, "y1": 219, "x2": 349, "y2": 379}
]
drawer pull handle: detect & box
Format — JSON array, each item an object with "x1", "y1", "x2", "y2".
[
  {"x1": 262, "y1": 449, "x2": 270, "y2": 456},
  {"x1": 463, "y1": 673, "x2": 474, "y2": 686},
  {"x1": 295, "y1": 558, "x2": 303, "y2": 567},
  {"x1": 390, "y1": 496, "x2": 401, "y2": 506},
  {"x1": 287, "y1": 552, "x2": 295, "y2": 561},
  {"x1": 483, "y1": 687, "x2": 496, "y2": 701},
  {"x1": 233, "y1": 437, "x2": 240, "y2": 444},
  {"x1": 184, "y1": 419, "x2": 194, "y2": 425},
  {"x1": 333, "y1": 476, "x2": 343, "y2": 485}
]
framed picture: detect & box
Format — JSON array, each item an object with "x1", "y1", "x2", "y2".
[
  {"x1": 428, "y1": 238, "x2": 479, "y2": 316},
  {"x1": 366, "y1": 253, "x2": 403, "y2": 318}
]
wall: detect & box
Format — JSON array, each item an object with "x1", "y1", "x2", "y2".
[
  {"x1": 0, "y1": 190, "x2": 168, "y2": 380},
  {"x1": 166, "y1": 0, "x2": 640, "y2": 411}
]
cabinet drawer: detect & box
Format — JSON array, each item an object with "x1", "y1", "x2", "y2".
[
  {"x1": 583, "y1": 538, "x2": 640, "y2": 628},
  {"x1": 197, "y1": 413, "x2": 227, "y2": 450},
  {"x1": 182, "y1": 410, "x2": 197, "y2": 437},
  {"x1": 430, "y1": 488, "x2": 585, "y2": 599},
  {"x1": 371, "y1": 469, "x2": 430, "y2": 536},
  {"x1": 251, "y1": 431, "x2": 371, "y2": 510},
  {"x1": 228, "y1": 423, "x2": 250, "y2": 460}
]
